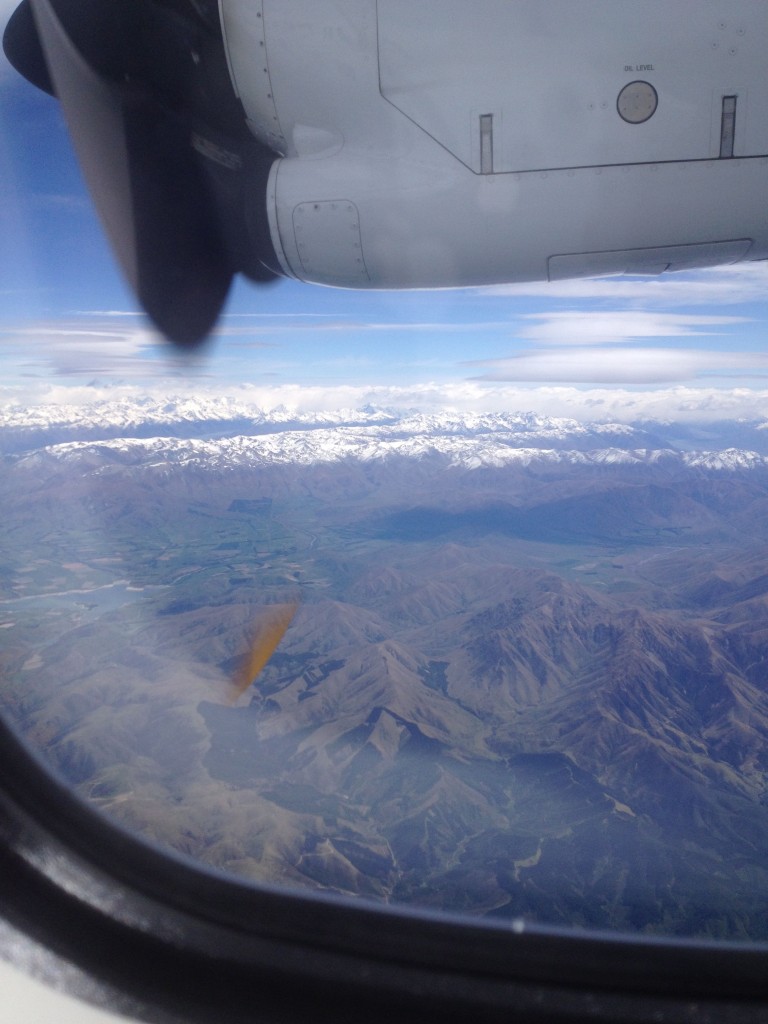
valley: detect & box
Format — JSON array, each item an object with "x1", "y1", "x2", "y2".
[{"x1": 2, "y1": 407, "x2": 768, "y2": 939}]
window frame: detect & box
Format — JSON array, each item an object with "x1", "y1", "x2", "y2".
[{"x1": 0, "y1": 715, "x2": 766, "y2": 1024}]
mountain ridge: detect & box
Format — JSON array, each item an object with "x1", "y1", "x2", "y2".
[
  {"x1": 3, "y1": 404, "x2": 768, "y2": 935},
  {"x1": 3, "y1": 398, "x2": 768, "y2": 457}
]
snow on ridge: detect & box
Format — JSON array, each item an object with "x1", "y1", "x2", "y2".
[
  {"x1": 12, "y1": 429, "x2": 768, "y2": 475},
  {"x1": 682, "y1": 448, "x2": 766, "y2": 470},
  {"x1": 0, "y1": 397, "x2": 400, "y2": 433},
  {"x1": 0, "y1": 396, "x2": 643, "y2": 441}
]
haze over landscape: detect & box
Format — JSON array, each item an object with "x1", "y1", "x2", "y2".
[{"x1": 3, "y1": 398, "x2": 768, "y2": 939}]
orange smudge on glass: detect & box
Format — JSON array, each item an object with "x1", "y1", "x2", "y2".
[{"x1": 228, "y1": 602, "x2": 299, "y2": 704}]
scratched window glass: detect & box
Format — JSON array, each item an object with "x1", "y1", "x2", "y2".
[{"x1": 2, "y1": 0, "x2": 768, "y2": 939}]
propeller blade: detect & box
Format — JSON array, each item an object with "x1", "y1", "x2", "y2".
[
  {"x1": 2, "y1": 0, "x2": 54, "y2": 96},
  {"x1": 24, "y1": 0, "x2": 234, "y2": 347}
]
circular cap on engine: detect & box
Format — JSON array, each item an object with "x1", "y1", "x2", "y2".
[{"x1": 617, "y1": 81, "x2": 658, "y2": 123}]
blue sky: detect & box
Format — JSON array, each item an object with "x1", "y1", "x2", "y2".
[{"x1": 3, "y1": 6, "x2": 768, "y2": 422}]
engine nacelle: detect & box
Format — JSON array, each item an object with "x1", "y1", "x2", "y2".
[
  {"x1": 6, "y1": 0, "x2": 768, "y2": 342},
  {"x1": 222, "y1": 0, "x2": 768, "y2": 289}
]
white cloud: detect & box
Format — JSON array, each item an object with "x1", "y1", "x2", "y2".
[
  {"x1": 516, "y1": 311, "x2": 749, "y2": 345},
  {"x1": 222, "y1": 317, "x2": 520, "y2": 336},
  {"x1": 476, "y1": 262, "x2": 768, "y2": 307},
  {"x1": 470, "y1": 347, "x2": 768, "y2": 385},
  {"x1": 0, "y1": 319, "x2": 167, "y2": 377},
  {"x1": 77, "y1": 313, "x2": 521, "y2": 340},
  {"x1": 4, "y1": 378, "x2": 768, "y2": 426}
]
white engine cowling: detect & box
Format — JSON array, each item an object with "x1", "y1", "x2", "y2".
[{"x1": 220, "y1": 0, "x2": 768, "y2": 289}]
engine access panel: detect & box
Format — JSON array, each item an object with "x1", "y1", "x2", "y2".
[{"x1": 376, "y1": 0, "x2": 768, "y2": 173}]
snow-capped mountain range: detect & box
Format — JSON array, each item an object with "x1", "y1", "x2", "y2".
[
  {"x1": 0, "y1": 396, "x2": 650, "y2": 444},
  {"x1": 2, "y1": 395, "x2": 768, "y2": 474},
  {"x1": 4, "y1": 400, "x2": 768, "y2": 474}
]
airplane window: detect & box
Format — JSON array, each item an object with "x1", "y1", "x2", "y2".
[{"x1": 1, "y1": 2, "x2": 768, "y2": 1021}]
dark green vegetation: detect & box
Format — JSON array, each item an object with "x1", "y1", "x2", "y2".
[{"x1": 2, "y1": 436, "x2": 768, "y2": 940}]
